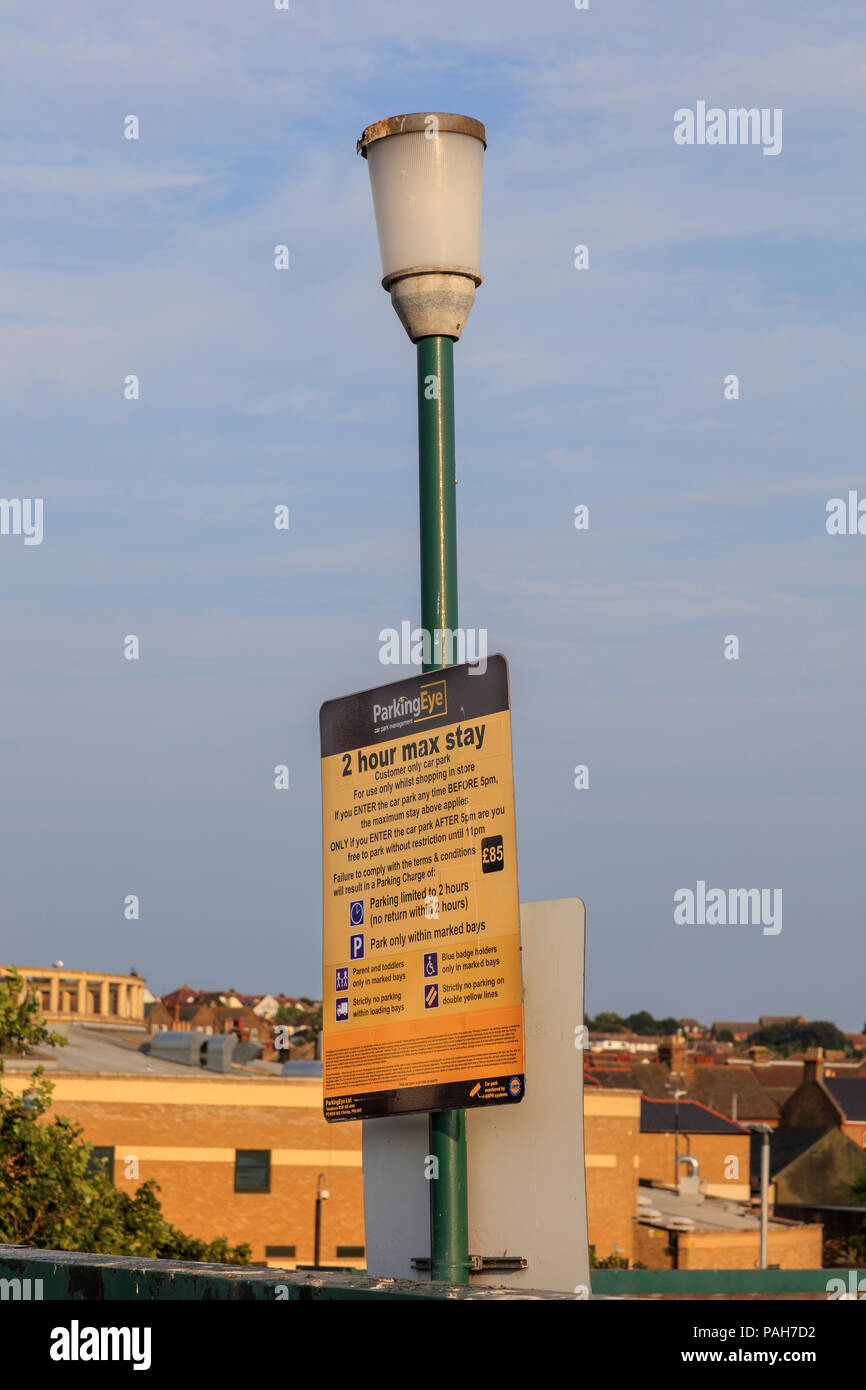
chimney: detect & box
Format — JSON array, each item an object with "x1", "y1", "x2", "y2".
[
  {"x1": 803, "y1": 1046, "x2": 825, "y2": 1085},
  {"x1": 659, "y1": 1033, "x2": 687, "y2": 1075}
]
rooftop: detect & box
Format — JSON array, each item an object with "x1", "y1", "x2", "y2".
[
  {"x1": 640, "y1": 1097, "x2": 748, "y2": 1135},
  {"x1": 4, "y1": 1024, "x2": 285, "y2": 1080},
  {"x1": 638, "y1": 1184, "x2": 787, "y2": 1234}
]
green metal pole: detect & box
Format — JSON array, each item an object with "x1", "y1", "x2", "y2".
[{"x1": 417, "y1": 333, "x2": 469, "y2": 1285}]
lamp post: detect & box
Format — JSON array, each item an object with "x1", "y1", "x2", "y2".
[
  {"x1": 358, "y1": 111, "x2": 486, "y2": 1285},
  {"x1": 666, "y1": 1085, "x2": 687, "y2": 1185},
  {"x1": 314, "y1": 1171, "x2": 329, "y2": 1269},
  {"x1": 756, "y1": 1125, "x2": 770, "y2": 1268}
]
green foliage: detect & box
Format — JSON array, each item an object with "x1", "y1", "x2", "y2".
[
  {"x1": 0, "y1": 968, "x2": 250, "y2": 1263},
  {"x1": 823, "y1": 1235, "x2": 863, "y2": 1267},
  {"x1": 587, "y1": 1011, "x2": 625, "y2": 1033},
  {"x1": 840, "y1": 1162, "x2": 866, "y2": 1264},
  {"x1": 589, "y1": 1248, "x2": 627, "y2": 1268},
  {"x1": 587, "y1": 1009, "x2": 682, "y2": 1037},
  {"x1": 850, "y1": 1160, "x2": 866, "y2": 1207},
  {"x1": 275, "y1": 1004, "x2": 303, "y2": 1026},
  {"x1": 0, "y1": 968, "x2": 67, "y2": 1058},
  {"x1": 717, "y1": 1030, "x2": 734, "y2": 1043},
  {"x1": 746, "y1": 1020, "x2": 848, "y2": 1055},
  {"x1": 276, "y1": 1001, "x2": 322, "y2": 1044}
]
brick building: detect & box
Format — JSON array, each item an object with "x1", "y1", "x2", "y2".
[
  {"x1": 4, "y1": 1024, "x2": 363, "y2": 1269},
  {"x1": 780, "y1": 1049, "x2": 866, "y2": 1150},
  {"x1": 584, "y1": 1087, "x2": 641, "y2": 1264}
]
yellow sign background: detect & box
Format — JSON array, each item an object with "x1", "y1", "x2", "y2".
[{"x1": 321, "y1": 698, "x2": 524, "y2": 1118}]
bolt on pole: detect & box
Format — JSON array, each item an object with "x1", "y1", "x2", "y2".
[{"x1": 417, "y1": 333, "x2": 470, "y2": 1284}]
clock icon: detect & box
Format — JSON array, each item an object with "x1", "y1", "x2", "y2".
[{"x1": 350, "y1": 900, "x2": 364, "y2": 927}]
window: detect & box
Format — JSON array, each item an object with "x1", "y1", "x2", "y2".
[
  {"x1": 337, "y1": 1246, "x2": 365, "y2": 1259},
  {"x1": 87, "y1": 1146, "x2": 115, "y2": 1184},
  {"x1": 234, "y1": 1149, "x2": 270, "y2": 1193},
  {"x1": 265, "y1": 1245, "x2": 296, "y2": 1258}
]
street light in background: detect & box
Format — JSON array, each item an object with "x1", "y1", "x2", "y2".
[
  {"x1": 314, "y1": 1171, "x2": 329, "y2": 1269},
  {"x1": 666, "y1": 1085, "x2": 687, "y2": 1186},
  {"x1": 358, "y1": 112, "x2": 487, "y2": 1285},
  {"x1": 755, "y1": 1124, "x2": 771, "y2": 1268}
]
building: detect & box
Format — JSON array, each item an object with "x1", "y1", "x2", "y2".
[
  {"x1": 583, "y1": 1081, "x2": 821, "y2": 1267},
  {"x1": 587, "y1": 1033, "x2": 662, "y2": 1056},
  {"x1": 639, "y1": 1097, "x2": 751, "y2": 1200},
  {"x1": 161, "y1": 985, "x2": 201, "y2": 1009},
  {"x1": 750, "y1": 1127, "x2": 865, "y2": 1244},
  {"x1": 685, "y1": 1065, "x2": 779, "y2": 1127},
  {"x1": 634, "y1": 1183, "x2": 822, "y2": 1270},
  {"x1": 711, "y1": 1021, "x2": 759, "y2": 1042},
  {"x1": 678, "y1": 1018, "x2": 709, "y2": 1039},
  {"x1": 1, "y1": 964, "x2": 147, "y2": 1026},
  {"x1": 246, "y1": 994, "x2": 280, "y2": 1020},
  {"x1": 211, "y1": 1005, "x2": 264, "y2": 1043},
  {"x1": 780, "y1": 1050, "x2": 866, "y2": 1149},
  {"x1": 748, "y1": 1060, "x2": 805, "y2": 1111},
  {"x1": 586, "y1": 1042, "x2": 779, "y2": 1127},
  {"x1": 144, "y1": 1000, "x2": 173, "y2": 1032},
  {"x1": 4, "y1": 1023, "x2": 364, "y2": 1269}
]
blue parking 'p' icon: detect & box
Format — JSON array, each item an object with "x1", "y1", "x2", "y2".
[{"x1": 350, "y1": 933, "x2": 365, "y2": 960}]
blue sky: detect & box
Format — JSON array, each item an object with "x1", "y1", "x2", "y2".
[{"x1": 1, "y1": 0, "x2": 864, "y2": 1027}]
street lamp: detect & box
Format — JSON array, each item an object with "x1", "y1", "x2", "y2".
[
  {"x1": 314, "y1": 1172, "x2": 329, "y2": 1269},
  {"x1": 666, "y1": 1085, "x2": 687, "y2": 1186},
  {"x1": 357, "y1": 112, "x2": 485, "y2": 343},
  {"x1": 358, "y1": 112, "x2": 487, "y2": 1285}
]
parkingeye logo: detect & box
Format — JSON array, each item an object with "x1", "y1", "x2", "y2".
[{"x1": 372, "y1": 679, "x2": 446, "y2": 728}]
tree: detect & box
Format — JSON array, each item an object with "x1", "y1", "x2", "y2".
[
  {"x1": 275, "y1": 1004, "x2": 303, "y2": 1026},
  {"x1": 0, "y1": 968, "x2": 250, "y2": 1262},
  {"x1": 746, "y1": 1020, "x2": 848, "y2": 1056},
  {"x1": 657, "y1": 1017, "x2": 681, "y2": 1036},
  {"x1": 842, "y1": 1160, "x2": 866, "y2": 1263},
  {"x1": 587, "y1": 1011, "x2": 625, "y2": 1034}
]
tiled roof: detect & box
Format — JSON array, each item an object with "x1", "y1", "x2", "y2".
[
  {"x1": 640, "y1": 1097, "x2": 748, "y2": 1135},
  {"x1": 824, "y1": 1077, "x2": 866, "y2": 1122},
  {"x1": 688, "y1": 1066, "x2": 779, "y2": 1122},
  {"x1": 584, "y1": 1067, "x2": 640, "y2": 1090},
  {"x1": 749, "y1": 1128, "x2": 826, "y2": 1183}
]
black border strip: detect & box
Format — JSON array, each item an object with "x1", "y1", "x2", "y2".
[{"x1": 324, "y1": 1074, "x2": 525, "y2": 1122}]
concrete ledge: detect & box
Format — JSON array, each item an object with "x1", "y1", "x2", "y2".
[{"x1": 0, "y1": 1247, "x2": 573, "y2": 1301}]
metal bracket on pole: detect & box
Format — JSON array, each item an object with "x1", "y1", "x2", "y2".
[{"x1": 412, "y1": 1255, "x2": 528, "y2": 1276}]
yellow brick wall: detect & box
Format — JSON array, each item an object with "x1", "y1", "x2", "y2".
[
  {"x1": 639, "y1": 1130, "x2": 750, "y2": 1198},
  {"x1": 584, "y1": 1089, "x2": 641, "y2": 1264},
  {"x1": 635, "y1": 1220, "x2": 822, "y2": 1270},
  {"x1": 5, "y1": 1073, "x2": 364, "y2": 1267},
  {"x1": 678, "y1": 1224, "x2": 823, "y2": 1270}
]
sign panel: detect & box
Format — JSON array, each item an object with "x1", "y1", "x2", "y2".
[{"x1": 320, "y1": 655, "x2": 524, "y2": 1122}]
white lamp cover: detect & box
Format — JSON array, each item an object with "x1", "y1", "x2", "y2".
[{"x1": 358, "y1": 113, "x2": 486, "y2": 340}]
